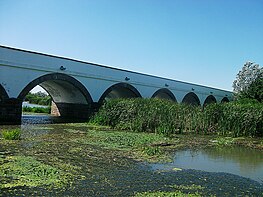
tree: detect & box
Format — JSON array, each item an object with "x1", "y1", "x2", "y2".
[
  {"x1": 240, "y1": 77, "x2": 263, "y2": 102},
  {"x1": 233, "y1": 62, "x2": 263, "y2": 102}
]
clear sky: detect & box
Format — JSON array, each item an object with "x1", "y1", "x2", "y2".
[{"x1": 1, "y1": 0, "x2": 263, "y2": 91}]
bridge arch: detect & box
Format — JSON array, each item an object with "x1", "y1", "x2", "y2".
[
  {"x1": 182, "y1": 92, "x2": 201, "y2": 106},
  {"x1": 203, "y1": 95, "x2": 217, "y2": 106},
  {"x1": 98, "y1": 83, "x2": 142, "y2": 104},
  {"x1": 221, "y1": 97, "x2": 230, "y2": 103},
  {"x1": 18, "y1": 73, "x2": 93, "y2": 119},
  {"x1": 151, "y1": 88, "x2": 177, "y2": 102},
  {"x1": 0, "y1": 84, "x2": 8, "y2": 102},
  {"x1": 18, "y1": 73, "x2": 92, "y2": 103}
]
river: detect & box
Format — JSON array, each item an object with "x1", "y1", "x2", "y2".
[{"x1": 0, "y1": 115, "x2": 262, "y2": 196}]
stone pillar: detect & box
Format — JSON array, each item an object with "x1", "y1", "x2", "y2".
[
  {"x1": 0, "y1": 98, "x2": 22, "y2": 125},
  {"x1": 53, "y1": 102, "x2": 100, "y2": 121},
  {"x1": 51, "y1": 101, "x2": 60, "y2": 116}
]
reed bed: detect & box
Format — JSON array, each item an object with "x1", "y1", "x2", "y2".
[{"x1": 91, "y1": 98, "x2": 263, "y2": 137}]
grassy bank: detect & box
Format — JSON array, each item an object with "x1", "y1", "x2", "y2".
[
  {"x1": 23, "y1": 106, "x2": 51, "y2": 114},
  {"x1": 91, "y1": 98, "x2": 263, "y2": 137}
]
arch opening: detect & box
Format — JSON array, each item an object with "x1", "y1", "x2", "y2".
[
  {"x1": 221, "y1": 97, "x2": 230, "y2": 103},
  {"x1": 182, "y1": 92, "x2": 201, "y2": 106},
  {"x1": 204, "y1": 95, "x2": 217, "y2": 106},
  {"x1": 19, "y1": 73, "x2": 92, "y2": 104},
  {"x1": 0, "y1": 84, "x2": 8, "y2": 102},
  {"x1": 99, "y1": 83, "x2": 141, "y2": 104},
  {"x1": 152, "y1": 88, "x2": 177, "y2": 102},
  {"x1": 18, "y1": 73, "x2": 93, "y2": 123}
]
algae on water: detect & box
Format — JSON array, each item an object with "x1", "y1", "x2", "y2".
[{"x1": 0, "y1": 156, "x2": 72, "y2": 189}]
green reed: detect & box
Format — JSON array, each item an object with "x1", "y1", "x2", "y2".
[{"x1": 90, "y1": 98, "x2": 263, "y2": 137}]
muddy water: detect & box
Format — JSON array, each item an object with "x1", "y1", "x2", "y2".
[{"x1": 0, "y1": 117, "x2": 263, "y2": 196}]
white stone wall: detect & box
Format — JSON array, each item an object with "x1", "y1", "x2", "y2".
[{"x1": 0, "y1": 46, "x2": 232, "y2": 105}]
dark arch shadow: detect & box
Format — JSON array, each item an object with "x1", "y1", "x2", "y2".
[
  {"x1": 18, "y1": 73, "x2": 93, "y2": 103},
  {"x1": 0, "y1": 84, "x2": 9, "y2": 102},
  {"x1": 151, "y1": 88, "x2": 177, "y2": 102},
  {"x1": 98, "y1": 83, "x2": 142, "y2": 105},
  {"x1": 204, "y1": 95, "x2": 217, "y2": 106},
  {"x1": 221, "y1": 97, "x2": 230, "y2": 103},
  {"x1": 182, "y1": 92, "x2": 201, "y2": 106}
]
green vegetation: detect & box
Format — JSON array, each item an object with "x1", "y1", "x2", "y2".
[
  {"x1": 23, "y1": 106, "x2": 51, "y2": 114},
  {"x1": 91, "y1": 98, "x2": 263, "y2": 137},
  {"x1": 0, "y1": 123, "x2": 262, "y2": 196},
  {"x1": 0, "y1": 156, "x2": 72, "y2": 189},
  {"x1": 25, "y1": 91, "x2": 51, "y2": 106},
  {"x1": 210, "y1": 137, "x2": 235, "y2": 146},
  {"x1": 134, "y1": 190, "x2": 202, "y2": 197},
  {"x1": 233, "y1": 62, "x2": 262, "y2": 102},
  {"x1": 134, "y1": 185, "x2": 205, "y2": 197},
  {"x1": 2, "y1": 129, "x2": 21, "y2": 140},
  {"x1": 72, "y1": 128, "x2": 172, "y2": 162}
]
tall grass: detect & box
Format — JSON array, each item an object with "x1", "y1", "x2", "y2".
[{"x1": 90, "y1": 98, "x2": 263, "y2": 137}]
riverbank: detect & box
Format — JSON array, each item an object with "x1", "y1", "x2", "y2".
[{"x1": 0, "y1": 123, "x2": 262, "y2": 196}]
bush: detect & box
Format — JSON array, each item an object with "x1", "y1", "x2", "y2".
[
  {"x1": 23, "y1": 106, "x2": 51, "y2": 114},
  {"x1": 91, "y1": 98, "x2": 263, "y2": 137},
  {"x1": 2, "y1": 129, "x2": 21, "y2": 140},
  {"x1": 25, "y1": 92, "x2": 52, "y2": 106}
]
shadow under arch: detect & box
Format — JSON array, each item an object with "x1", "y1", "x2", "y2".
[
  {"x1": 221, "y1": 97, "x2": 230, "y2": 103},
  {"x1": 204, "y1": 95, "x2": 217, "y2": 106},
  {"x1": 0, "y1": 84, "x2": 9, "y2": 102},
  {"x1": 98, "y1": 83, "x2": 142, "y2": 105},
  {"x1": 151, "y1": 88, "x2": 177, "y2": 102},
  {"x1": 182, "y1": 92, "x2": 201, "y2": 106},
  {"x1": 18, "y1": 73, "x2": 92, "y2": 104},
  {"x1": 18, "y1": 73, "x2": 93, "y2": 120}
]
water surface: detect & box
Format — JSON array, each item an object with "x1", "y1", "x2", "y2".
[{"x1": 150, "y1": 147, "x2": 263, "y2": 183}]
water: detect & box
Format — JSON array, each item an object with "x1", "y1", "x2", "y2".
[
  {"x1": 0, "y1": 116, "x2": 262, "y2": 196},
  {"x1": 150, "y1": 147, "x2": 263, "y2": 183},
  {"x1": 22, "y1": 102, "x2": 48, "y2": 108},
  {"x1": 22, "y1": 114, "x2": 87, "y2": 124}
]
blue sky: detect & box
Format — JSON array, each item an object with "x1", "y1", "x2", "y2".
[{"x1": 1, "y1": 0, "x2": 263, "y2": 91}]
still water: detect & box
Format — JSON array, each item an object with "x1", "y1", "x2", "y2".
[
  {"x1": 22, "y1": 114, "x2": 86, "y2": 124},
  {"x1": 150, "y1": 147, "x2": 263, "y2": 183}
]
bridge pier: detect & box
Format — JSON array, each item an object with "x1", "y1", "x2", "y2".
[
  {"x1": 0, "y1": 98, "x2": 22, "y2": 125},
  {"x1": 0, "y1": 99, "x2": 100, "y2": 125},
  {"x1": 53, "y1": 102, "x2": 100, "y2": 120}
]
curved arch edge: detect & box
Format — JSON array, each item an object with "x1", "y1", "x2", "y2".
[
  {"x1": 221, "y1": 97, "x2": 230, "y2": 103},
  {"x1": 98, "y1": 83, "x2": 142, "y2": 104},
  {"x1": 17, "y1": 73, "x2": 93, "y2": 103},
  {"x1": 151, "y1": 88, "x2": 177, "y2": 102},
  {"x1": 182, "y1": 92, "x2": 201, "y2": 106},
  {"x1": 203, "y1": 95, "x2": 217, "y2": 106},
  {"x1": 0, "y1": 84, "x2": 9, "y2": 101}
]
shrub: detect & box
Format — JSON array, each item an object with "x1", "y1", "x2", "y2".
[
  {"x1": 2, "y1": 129, "x2": 21, "y2": 140},
  {"x1": 23, "y1": 106, "x2": 51, "y2": 114},
  {"x1": 91, "y1": 98, "x2": 263, "y2": 137}
]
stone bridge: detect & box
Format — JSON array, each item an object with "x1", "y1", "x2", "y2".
[{"x1": 0, "y1": 46, "x2": 232, "y2": 124}]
